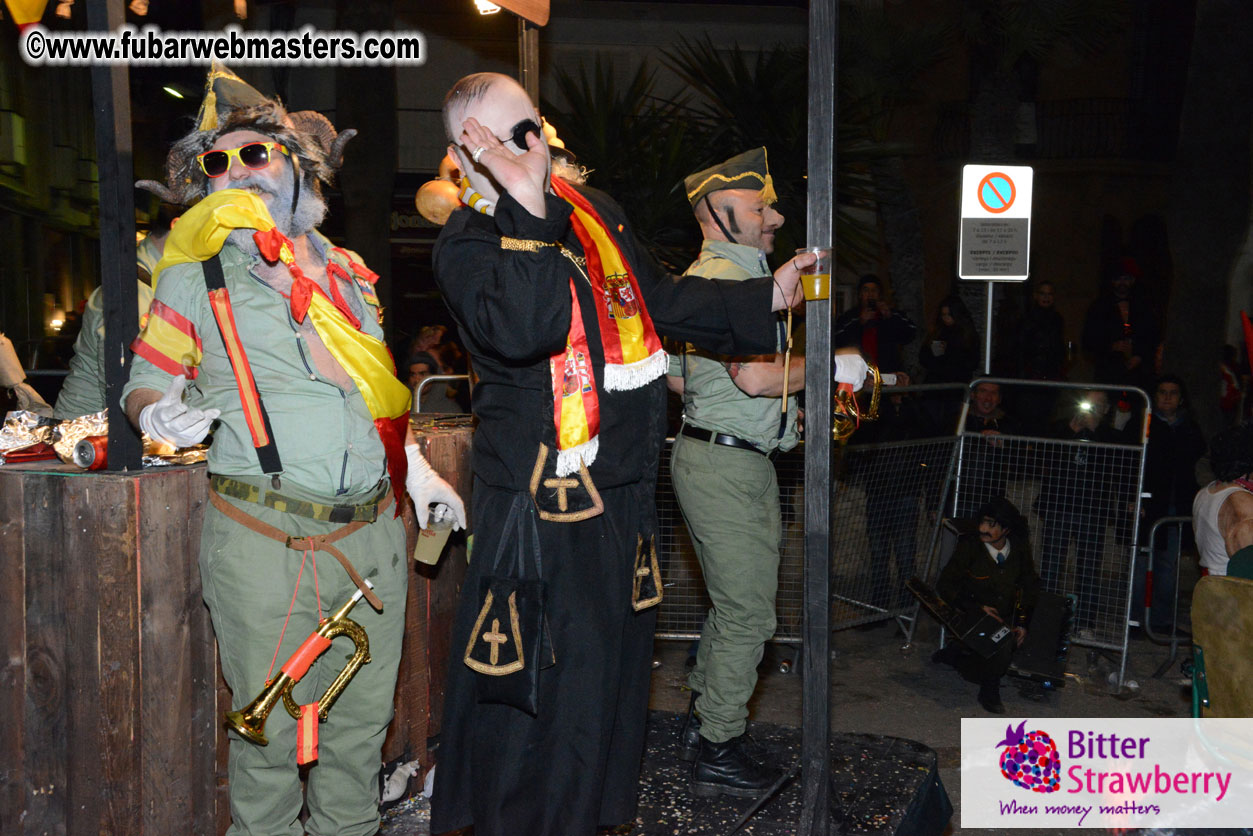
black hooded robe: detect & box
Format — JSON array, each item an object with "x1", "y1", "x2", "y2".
[{"x1": 429, "y1": 184, "x2": 778, "y2": 835}]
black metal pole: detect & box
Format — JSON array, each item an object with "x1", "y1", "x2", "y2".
[
  {"x1": 518, "y1": 18, "x2": 539, "y2": 104},
  {"x1": 800, "y1": 1, "x2": 837, "y2": 833},
  {"x1": 88, "y1": 0, "x2": 142, "y2": 471}
]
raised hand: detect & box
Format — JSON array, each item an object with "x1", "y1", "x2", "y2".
[{"x1": 456, "y1": 116, "x2": 549, "y2": 218}]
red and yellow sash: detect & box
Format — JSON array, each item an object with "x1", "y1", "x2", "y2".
[
  {"x1": 140, "y1": 190, "x2": 411, "y2": 504},
  {"x1": 547, "y1": 177, "x2": 666, "y2": 475}
]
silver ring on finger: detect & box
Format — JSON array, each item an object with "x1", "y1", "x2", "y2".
[{"x1": 471, "y1": 146, "x2": 487, "y2": 164}]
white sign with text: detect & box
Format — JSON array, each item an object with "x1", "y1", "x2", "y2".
[{"x1": 959, "y1": 164, "x2": 1033, "y2": 281}]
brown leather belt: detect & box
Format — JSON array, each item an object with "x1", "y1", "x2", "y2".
[{"x1": 208, "y1": 487, "x2": 389, "y2": 611}]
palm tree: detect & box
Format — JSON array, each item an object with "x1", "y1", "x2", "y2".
[
  {"x1": 663, "y1": 35, "x2": 883, "y2": 268},
  {"x1": 543, "y1": 58, "x2": 704, "y2": 270}
]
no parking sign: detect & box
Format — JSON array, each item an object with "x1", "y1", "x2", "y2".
[{"x1": 959, "y1": 164, "x2": 1033, "y2": 281}]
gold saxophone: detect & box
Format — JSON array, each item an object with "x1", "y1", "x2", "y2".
[
  {"x1": 225, "y1": 583, "x2": 373, "y2": 746},
  {"x1": 833, "y1": 363, "x2": 882, "y2": 441}
]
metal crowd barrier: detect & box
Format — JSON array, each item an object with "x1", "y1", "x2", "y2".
[
  {"x1": 932, "y1": 379, "x2": 1150, "y2": 689},
  {"x1": 412, "y1": 374, "x2": 470, "y2": 414},
  {"x1": 654, "y1": 383, "x2": 967, "y2": 644},
  {"x1": 656, "y1": 379, "x2": 1151, "y2": 690},
  {"x1": 1139, "y1": 515, "x2": 1194, "y2": 679}
]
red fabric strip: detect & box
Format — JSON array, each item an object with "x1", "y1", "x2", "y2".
[
  {"x1": 375, "y1": 414, "x2": 410, "y2": 518},
  {"x1": 297, "y1": 702, "x2": 320, "y2": 765},
  {"x1": 131, "y1": 338, "x2": 198, "y2": 380}
]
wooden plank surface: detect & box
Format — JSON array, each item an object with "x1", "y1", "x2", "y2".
[
  {"x1": 20, "y1": 475, "x2": 70, "y2": 836},
  {"x1": 175, "y1": 471, "x2": 220, "y2": 836},
  {"x1": 0, "y1": 473, "x2": 27, "y2": 830},
  {"x1": 69, "y1": 474, "x2": 142, "y2": 834},
  {"x1": 414, "y1": 425, "x2": 471, "y2": 754},
  {"x1": 138, "y1": 469, "x2": 198, "y2": 834},
  {"x1": 384, "y1": 423, "x2": 471, "y2": 785}
]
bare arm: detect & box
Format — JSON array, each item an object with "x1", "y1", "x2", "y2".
[
  {"x1": 665, "y1": 374, "x2": 685, "y2": 395},
  {"x1": 726, "y1": 354, "x2": 806, "y2": 398},
  {"x1": 124, "y1": 388, "x2": 162, "y2": 431},
  {"x1": 1219, "y1": 490, "x2": 1253, "y2": 556}
]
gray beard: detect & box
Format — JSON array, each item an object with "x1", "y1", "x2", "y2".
[
  {"x1": 223, "y1": 169, "x2": 328, "y2": 240},
  {"x1": 270, "y1": 175, "x2": 328, "y2": 238},
  {"x1": 227, "y1": 227, "x2": 261, "y2": 256},
  {"x1": 225, "y1": 179, "x2": 330, "y2": 258}
]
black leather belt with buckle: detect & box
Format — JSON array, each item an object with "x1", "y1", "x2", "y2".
[{"x1": 679, "y1": 425, "x2": 769, "y2": 457}]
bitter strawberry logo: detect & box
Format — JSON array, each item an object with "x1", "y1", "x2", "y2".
[{"x1": 996, "y1": 720, "x2": 1061, "y2": 793}]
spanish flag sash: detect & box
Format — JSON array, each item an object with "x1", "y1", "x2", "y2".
[
  {"x1": 547, "y1": 177, "x2": 666, "y2": 476},
  {"x1": 455, "y1": 177, "x2": 666, "y2": 475},
  {"x1": 141, "y1": 190, "x2": 411, "y2": 508}
]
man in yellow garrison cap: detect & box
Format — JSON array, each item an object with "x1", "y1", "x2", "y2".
[
  {"x1": 122, "y1": 64, "x2": 464, "y2": 836},
  {"x1": 667, "y1": 148, "x2": 866, "y2": 798}
]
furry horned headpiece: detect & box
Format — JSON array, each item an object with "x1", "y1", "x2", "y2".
[{"x1": 137, "y1": 63, "x2": 357, "y2": 207}]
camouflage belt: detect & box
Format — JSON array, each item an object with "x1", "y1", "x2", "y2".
[{"x1": 209, "y1": 474, "x2": 382, "y2": 524}]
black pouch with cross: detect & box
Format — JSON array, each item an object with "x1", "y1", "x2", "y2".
[{"x1": 462, "y1": 493, "x2": 555, "y2": 716}]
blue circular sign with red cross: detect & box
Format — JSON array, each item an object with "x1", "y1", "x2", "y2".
[{"x1": 977, "y1": 172, "x2": 1016, "y2": 214}]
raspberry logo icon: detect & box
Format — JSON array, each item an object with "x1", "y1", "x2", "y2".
[{"x1": 996, "y1": 720, "x2": 1061, "y2": 793}]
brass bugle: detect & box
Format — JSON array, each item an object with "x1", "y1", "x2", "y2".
[
  {"x1": 224, "y1": 581, "x2": 374, "y2": 746},
  {"x1": 833, "y1": 364, "x2": 882, "y2": 441}
]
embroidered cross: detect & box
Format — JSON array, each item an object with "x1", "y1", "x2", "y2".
[
  {"x1": 544, "y1": 477, "x2": 580, "y2": 512},
  {"x1": 483, "y1": 619, "x2": 507, "y2": 665}
]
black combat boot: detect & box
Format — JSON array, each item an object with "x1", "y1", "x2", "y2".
[
  {"x1": 690, "y1": 734, "x2": 782, "y2": 798},
  {"x1": 678, "y1": 692, "x2": 701, "y2": 762},
  {"x1": 978, "y1": 677, "x2": 1006, "y2": 714}
]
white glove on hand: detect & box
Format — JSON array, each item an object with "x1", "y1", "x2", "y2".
[
  {"x1": 405, "y1": 443, "x2": 467, "y2": 531},
  {"x1": 833, "y1": 354, "x2": 870, "y2": 392},
  {"x1": 138, "y1": 375, "x2": 220, "y2": 448}
]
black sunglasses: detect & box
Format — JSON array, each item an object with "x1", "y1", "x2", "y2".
[{"x1": 500, "y1": 119, "x2": 542, "y2": 152}]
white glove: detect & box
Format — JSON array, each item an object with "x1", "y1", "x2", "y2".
[
  {"x1": 833, "y1": 353, "x2": 870, "y2": 392},
  {"x1": 405, "y1": 443, "x2": 467, "y2": 531},
  {"x1": 138, "y1": 375, "x2": 220, "y2": 448}
]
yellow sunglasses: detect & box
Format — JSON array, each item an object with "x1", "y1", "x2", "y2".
[{"x1": 196, "y1": 141, "x2": 289, "y2": 178}]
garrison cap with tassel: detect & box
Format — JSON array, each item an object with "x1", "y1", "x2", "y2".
[{"x1": 684, "y1": 147, "x2": 777, "y2": 208}]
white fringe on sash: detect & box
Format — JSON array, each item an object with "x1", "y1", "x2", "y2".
[
  {"x1": 602, "y1": 348, "x2": 668, "y2": 392},
  {"x1": 555, "y1": 436, "x2": 599, "y2": 477}
]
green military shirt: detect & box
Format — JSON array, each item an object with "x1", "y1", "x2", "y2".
[
  {"x1": 53, "y1": 236, "x2": 161, "y2": 419},
  {"x1": 668, "y1": 240, "x2": 800, "y2": 452},
  {"x1": 124, "y1": 232, "x2": 390, "y2": 497}
]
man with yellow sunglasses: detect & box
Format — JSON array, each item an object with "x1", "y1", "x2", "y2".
[
  {"x1": 195, "y1": 140, "x2": 290, "y2": 178},
  {"x1": 127, "y1": 64, "x2": 464, "y2": 836}
]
